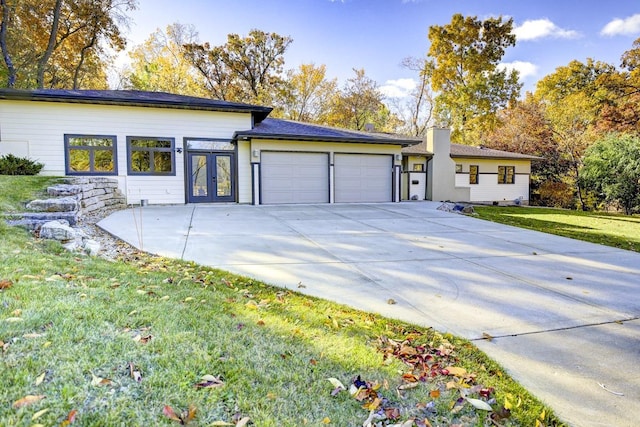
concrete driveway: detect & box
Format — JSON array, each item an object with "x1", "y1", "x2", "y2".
[{"x1": 98, "y1": 202, "x2": 640, "y2": 427}]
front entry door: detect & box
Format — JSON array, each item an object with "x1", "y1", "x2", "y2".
[{"x1": 188, "y1": 152, "x2": 234, "y2": 203}]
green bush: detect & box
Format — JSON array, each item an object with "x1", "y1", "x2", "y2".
[{"x1": 0, "y1": 154, "x2": 44, "y2": 175}]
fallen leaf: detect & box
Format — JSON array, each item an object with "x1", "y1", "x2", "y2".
[
  {"x1": 163, "y1": 405, "x2": 181, "y2": 422},
  {"x1": 183, "y1": 297, "x2": 194, "y2": 302},
  {"x1": 236, "y1": 417, "x2": 251, "y2": 427},
  {"x1": 465, "y1": 397, "x2": 492, "y2": 411},
  {"x1": 23, "y1": 333, "x2": 43, "y2": 339},
  {"x1": 397, "y1": 382, "x2": 420, "y2": 390},
  {"x1": 12, "y1": 395, "x2": 45, "y2": 408},
  {"x1": 194, "y1": 374, "x2": 224, "y2": 389},
  {"x1": 31, "y1": 408, "x2": 50, "y2": 420},
  {"x1": 5, "y1": 317, "x2": 23, "y2": 322},
  {"x1": 133, "y1": 334, "x2": 153, "y2": 344},
  {"x1": 90, "y1": 372, "x2": 112, "y2": 386},
  {"x1": 0, "y1": 279, "x2": 13, "y2": 289},
  {"x1": 35, "y1": 372, "x2": 46, "y2": 386},
  {"x1": 430, "y1": 389, "x2": 440, "y2": 398},
  {"x1": 309, "y1": 358, "x2": 317, "y2": 365},
  {"x1": 321, "y1": 417, "x2": 331, "y2": 424},
  {"x1": 444, "y1": 366, "x2": 467, "y2": 377},
  {"x1": 209, "y1": 422, "x2": 234, "y2": 426},
  {"x1": 256, "y1": 320, "x2": 265, "y2": 326},
  {"x1": 61, "y1": 409, "x2": 77, "y2": 426},
  {"x1": 481, "y1": 332, "x2": 494, "y2": 341}
]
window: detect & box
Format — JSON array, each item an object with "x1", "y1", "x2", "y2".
[
  {"x1": 498, "y1": 166, "x2": 515, "y2": 184},
  {"x1": 127, "y1": 137, "x2": 175, "y2": 175},
  {"x1": 455, "y1": 163, "x2": 463, "y2": 173},
  {"x1": 413, "y1": 163, "x2": 424, "y2": 172},
  {"x1": 65, "y1": 134, "x2": 117, "y2": 175},
  {"x1": 469, "y1": 165, "x2": 479, "y2": 184}
]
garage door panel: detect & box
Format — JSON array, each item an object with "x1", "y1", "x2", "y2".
[
  {"x1": 261, "y1": 152, "x2": 329, "y2": 204},
  {"x1": 335, "y1": 154, "x2": 392, "y2": 203}
]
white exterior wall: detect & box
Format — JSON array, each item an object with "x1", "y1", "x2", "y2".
[
  {"x1": 0, "y1": 100, "x2": 252, "y2": 204},
  {"x1": 454, "y1": 159, "x2": 532, "y2": 203},
  {"x1": 236, "y1": 140, "x2": 252, "y2": 203},
  {"x1": 425, "y1": 128, "x2": 470, "y2": 202}
]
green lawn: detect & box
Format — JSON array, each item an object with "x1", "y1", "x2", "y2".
[
  {"x1": 474, "y1": 205, "x2": 640, "y2": 253},
  {"x1": 0, "y1": 177, "x2": 563, "y2": 426}
]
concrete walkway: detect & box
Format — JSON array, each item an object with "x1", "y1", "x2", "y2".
[{"x1": 98, "y1": 203, "x2": 640, "y2": 427}]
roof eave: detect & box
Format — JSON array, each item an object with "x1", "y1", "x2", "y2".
[
  {"x1": 234, "y1": 132, "x2": 417, "y2": 146},
  {"x1": 450, "y1": 154, "x2": 541, "y2": 160}
]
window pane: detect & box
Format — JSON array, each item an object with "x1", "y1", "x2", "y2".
[
  {"x1": 131, "y1": 138, "x2": 171, "y2": 148},
  {"x1": 69, "y1": 137, "x2": 113, "y2": 147},
  {"x1": 94, "y1": 149, "x2": 114, "y2": 172},
  {"x1": 69, "y1": 149, "x2": 90, "y2": 172},
  {"x1": 469, "y1": 165, "x2": 478, "y2": 184},
  {"x1": 131, "y1": 151, "x2": 151, "y2": 172},
  {"x1": 154, "y1": 151, "x2": 173, "y2": 172},
  {"x1": 498, "y1": 166, "x2": 505, "y2": 184}
]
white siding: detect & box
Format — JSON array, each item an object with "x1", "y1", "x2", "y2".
[
  {"x1": 237, "y1": 141, "x2": 252, "y2": 203},
  {"x1": 0, "y1": 100, "x2": 252, "y2": 204},
  {"x1": 454, "y1": 159, "x2": 532, "y2": 203}
]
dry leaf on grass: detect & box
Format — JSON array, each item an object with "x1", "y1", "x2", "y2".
[
  {"x1": 12, "y1": 395, "x2": 45, "y2": 408},
  {"x1": 0, "y1": 279, "x2": 13, "y2": 290}
]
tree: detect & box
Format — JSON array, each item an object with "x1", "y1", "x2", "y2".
[
  {"x1": 0, "y1": 0, "x2": 136, "y2": 89},
  {"x1": 323, "y1": 68, "x2": 399, "y2": 132},
  {"x1": 581, "y1": 133, "x2": 640, "y2": 214},
  {"x1": 483, "y1": 94, "x2": 572, "y2": 205},
  {"x1": 535, "y1": 59, "x2": 614, "y2": 210},
  {"x1": 277, "y1": 63, "x2": 337, "y2": 122},
  {"x1": 183, "y1": 29, "x2": 292, "y2": 104},
  {"x1": 386, "y1": 57, "x2": 435, "y2": 137},
  {"x1": 124, "y1": 23, "x2": 207, "y2": 96},
  {"x1": 426, "y1": 14, "x2": 521, "y2": 143}
]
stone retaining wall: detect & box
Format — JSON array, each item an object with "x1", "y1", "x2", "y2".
[{"x1": 7, "y1": 177, "x2": 125, "y2": 231}]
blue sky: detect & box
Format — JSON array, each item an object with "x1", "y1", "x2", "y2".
[{"x1": 123, "y1": 0, "x2": 640, "y2": 97}]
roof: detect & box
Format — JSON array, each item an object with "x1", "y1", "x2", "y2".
[
  {"x1": 0, "y1": 89, "x2": 273, "y2": 122},
  {"x1": 401, "y1": 141, "x2": 432, "y2": 157},
  {"x1": 402, "y1": 140, "x2": 540, "y2": 160},
  {"x1": 233, "y1": 118, "x2": 420, "y2": 146},
  {"x1": 450, "y1": 143, "x2": 541, "y2": 160}
]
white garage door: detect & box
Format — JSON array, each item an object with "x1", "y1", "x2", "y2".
[
  {"x1": 261, "y1": 152, "x2": 329, "y2": 204},
  {"x1": 334, "y1": 154, "x2": 393, "y2": 203}
]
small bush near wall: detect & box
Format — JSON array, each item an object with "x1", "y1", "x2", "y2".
[{"x1": 0, "y1": 154, "x2": 44, "y2": 175}]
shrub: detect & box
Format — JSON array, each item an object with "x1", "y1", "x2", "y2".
[
  {"x1": 537, "y1": 180, "x2": 574, "y2": 209},
  {"x1": 0, "y1": 154, "x2": 44, "y2": 175}
]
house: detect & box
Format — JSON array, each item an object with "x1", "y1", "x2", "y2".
[
  {"x1": 402, "y1": 128, "x2": 539, "y2": 205},
  {"x1": 0, "y1": 89, "x2": 537, "y2": 206}
]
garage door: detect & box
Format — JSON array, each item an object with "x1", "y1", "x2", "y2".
[
  {"x1": 261, "y1": 152, "x2": 329, "y2": 204},
  {"x1": 334, "y1": 154, "x2": 392, "y2": 203}
]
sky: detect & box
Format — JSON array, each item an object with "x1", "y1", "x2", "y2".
[{"x1": 120, "y1": 0, "x2": 640, "y2": 97}]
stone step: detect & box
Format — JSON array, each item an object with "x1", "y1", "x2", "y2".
[
  {"x1": 5, "y1": 211, "x2": 79, "y2": 231},
  {"x1": 26, "y1": 196, "x2": 79, "y2": 212}
]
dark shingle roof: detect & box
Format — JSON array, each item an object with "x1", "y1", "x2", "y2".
[
  {"x1": 0, "y1": 89, "x2": 272, "y2": 121},
  {"x1": 450, "y1": 143, "x2": 541, "y2": 160},
  {"x1": 402, "y1": 140, "x2": 540, "y2": 160},
  {"x1": 233, "y1": 118, "x2": 420, "y2": 146}
]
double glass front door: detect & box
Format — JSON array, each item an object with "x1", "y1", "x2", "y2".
[{"x1": 188, "y1": 152, "x2": 234, "y2": 202}]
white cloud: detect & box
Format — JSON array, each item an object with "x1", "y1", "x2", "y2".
[
  {"x1": 380, "y1": 78, "x2": 417, "y2": 98},
  {"x1": 513, "y1": 19, "x2": 580, "y2": 41},
  {"x1": 498, "y1": 61, "x2": 539, "y2": 79},
  {"x1": 601, "y1": 14, "x2": 640, "y2": 36}
]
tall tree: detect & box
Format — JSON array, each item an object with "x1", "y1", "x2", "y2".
[
  {"x1": 183, "y1": 29, "x2": 292, "y2": 104},
  {"x1": 323, "y1": 68, "x2": 397, "y2": 132},
  {"x1": 277, "y1": 63, "x2": 337, "y2": 122},
  {"x1": 386, "y1": 57, "x2": 435, "y2": 137},
  {"x1": 535, "y1": 59, "x2": 614, "y2": 209},
  {"x1": 124, "y1": 23, "x2": 206, "y2": 96},
  {"x1": 581, "y1": 133, "x2": 640, "y2": 214},
  {"x1": 426, "y1": 14, "x2": 521, "y2": 143},
  {"x1": 0, "y1": 0, "x2": 136, "y2": 89}
]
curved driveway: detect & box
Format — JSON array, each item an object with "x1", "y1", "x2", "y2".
[{"x1": 99, "y1": 202, "x2": 640, "y2": 427}]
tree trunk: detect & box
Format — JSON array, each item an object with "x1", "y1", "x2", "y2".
[
  {"x1": 0, "y1": 0, "x2": 16, "y2": 87},
  {"x1": 36, "y1": 0, "x2": 63, "y2": 88},
  {"x1": 72, "y1": 34, "x2": 97, "y2": 89}
]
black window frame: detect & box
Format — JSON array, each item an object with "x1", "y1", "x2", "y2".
[
  {"x1": 126, "y1": 136, "x2": 176, "y2": 176},
  {"x1": 498, "y1": 165, "x2": 515, "y2": 184},
  {"x1": 469, "y1": 165, "x2": 479, "y2": 185},
  {"x1": 64, "y1": 134, "x2": 118, "y2": 176}
]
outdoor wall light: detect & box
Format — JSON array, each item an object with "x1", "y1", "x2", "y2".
[
  {"x1": 252, "y1": 149, "x2": 260, "y2": 157},
  {"x1": 175, "y1": 147, "x2": 183, "y2": 154},
  {"x1": 395, "y1": 154, "x2": 401, "y2": 161}
]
